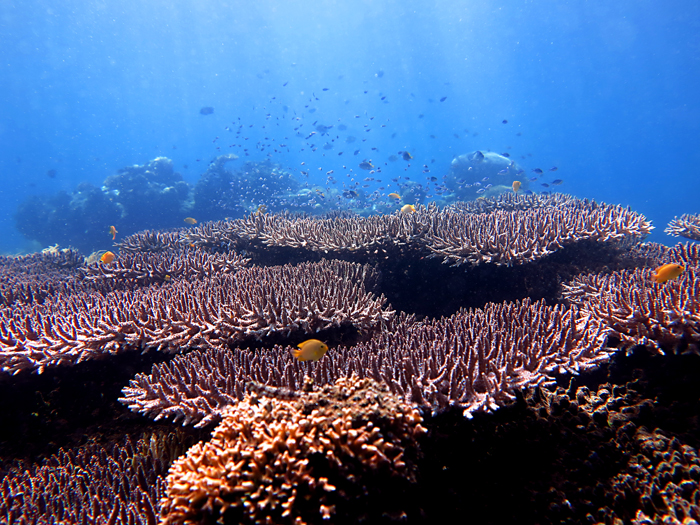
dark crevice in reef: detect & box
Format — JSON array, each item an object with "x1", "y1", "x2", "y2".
[
  {"x1": 0, "y1": 351, "x2": 201, "y2": 463},
  {"x1": 372, "y1": 240, "x2": 650, "y2": 319},
  {"x1": 414, "y1": 346, "x2": 700, "y2": 524}
]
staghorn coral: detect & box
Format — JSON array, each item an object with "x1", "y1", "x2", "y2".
[
  {"x1": 114, "y1": 229, "x2": 184, "y2": 253},
  {"x1": 0, "y1": 430, "x2": 196, "y2": 525},
  {"x1": 120, "y1": 298, "x2": 612, "y2": 426},
  {"x1": 0, "y1": 260, "x2": 391, "y2": 375},
  {"x1": 562, "y1": 243, "x2": 700, "y2": 354},
  {"x1": 425, "y1": 199, "x2": 652, "y2": 266},
  {"x1": 0, "y1": 248, "x2": 86, "y2": 307},
  {"x1": 159, "y1": 376, "x2": 426, "y2": 525},
  {"x1": 665, "y1": 213, "x2": 700, "y2": 242},
  {"x1": 178, "y1": 194, "x2": 652, "y2": 266},
  {"x1": 81, "y1": 247, "x2": 250, "y2": 288}
]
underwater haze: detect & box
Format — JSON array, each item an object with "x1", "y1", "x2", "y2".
[{"x1": 1, "y1": 0, "x2": 699, "y2": 254}]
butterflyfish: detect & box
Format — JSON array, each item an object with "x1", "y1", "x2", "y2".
[
  {"x1": 100, "y1": 251, "x2": 116, "y2": 264},
  {"x1": 512, "y1": 181, "x2": 522, "y2": 193},
  {"x1": 388, "y1": 192, "x2": 401, "y2": 200},
  {"x1": 401, "y1": 204, "x2": 416, "y2": 214},
  {"x1": 184, "y1": 217, "x2": 197, "y2": 225},
  {"x1": 291, "y1": 339, "x2": 329, "y2": 362},
  {"x1": 108, "y1": 225, "x2": 118, "y2": 240},
  {"x1": 651, "y1": 263, "x2": 684, "y2": 283}
]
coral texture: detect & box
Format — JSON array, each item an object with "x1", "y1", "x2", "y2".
[
  {"x1": 120, "y1": 298, "x2": 612, "y2": 426},
  {"x1": 665, "y1": 213, "x2": 700, "y2": 242},
  {"x1": 0, "y1": 260, "x2": 391, "y2": 375},
  {"x1": 0, "y1": 431, "x2": 194, "y2": 525},
  {"x1": 160, "y1": 376, "x2": 425, "y2": 525},
  {"x1": 562, "y1": 243, "x2": 700, "y2": 353}
]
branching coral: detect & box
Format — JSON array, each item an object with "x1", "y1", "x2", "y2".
[
  {"x1": 159, "y1": 376, "x2": 425, "y2": 525},
  {"x1": 0, "y1": 260, "x2": 392, "y2": 375}
]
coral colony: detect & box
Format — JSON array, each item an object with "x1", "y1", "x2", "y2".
[{"x1": 2, "y1": 159, "x2": 700, "y2": 523}]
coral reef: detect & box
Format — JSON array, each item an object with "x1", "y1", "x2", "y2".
[
  {"x1": 80, "y1": 247, "x2": 251, "y2": 288},
  {"x1": 4, "y1": 189, "x2": 700, "y2": 523},
  {"x1": 120, "y1": 298, "x2": 611, "y2": 426},
  {"x1": 0, "y1": 247, "x2": 86, "y2": 307},
  {"x1": 159, "y1": 376, "x2": 425, "y2": 525},
  {"x1": 665, "y1": 213, "x2": 700, "y2": 242},
  {"x1": 0, "y1": 260, "x2": 391, "y2": 375},
  {"x1": 14, "y1": 183, "x2": 122, "y2": 254},
  {"x1": 562, "y1": 243, "x2": 700, "y2": 354},
  {"x1": 163, "y1": 193, "x2": 652, "y2": 267},
  {"x1": 192, "y1": 157, "x2": 301, "y2": 220},
  {"x1": 0, "y1": 431, "x2": 195, "y2": 525}
]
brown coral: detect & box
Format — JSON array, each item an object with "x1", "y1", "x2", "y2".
[
  {"x1": 120, "y1": 298, "x2": 611, "y2": 426},
  {"x1": 562, "y1": 243, "x2": 700, "y2": 353},
  {"x1": 80, "y1": 247, "x2": 250, "y2": 288},
  {"x1": 425, "y1": 199, "x2": 653, "y2": 266},
  {"x1": 0, "y1": 431, "x2": 195, "y2": 525},
  {"x1": 159, "y1": 376, "x2": 425, "y2": 525},
  {"x1": 665, "y1": 213, "x2": 700, "y2": 242},
  {"x1": 0, "y1": 260, "x2": 392, "y2": 375}
]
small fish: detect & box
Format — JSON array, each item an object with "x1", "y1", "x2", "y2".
[
  {"x1": 440, "y1": 96, "x2": 447, "y2": 102},
  {"x1": 469, "y1": 151, "x2": 485, "y2": 162},
  {"x1": 108, "y1": 225, "x2": 118, "y2": 240},
  {"x1": 512, "y1": 181, "x2": 521, "y2": 193},
  {"x1": 359, "y1": 160, "x2": 374, "y2": 170},
  {"x1": 199, "y1": 107, "x2": 214, "y2": 115},
  {"x1": 551, "y1": 179, "x2": 563, "y2": 186},
  {"x1": 497, "y1": 169, "x2": 509, "y2": 175},
  {"x1": 100, "y1": 251, "x2": 116, "y2": 264},
  {"x1": 184, "y1": 217, "x2": 197, "y2": 225},
  {"x1": 343, "y1": 190, "x2": 358, "y2": 198},
  {"x1": 255, "y1": 204, "x2": 267, "y2": 215},
  {"x1": 541, "y1": 183, "x2": 550, "y2": 188},
  {"x1": 401, "y1": 151, "x2": 413, "y2": 161},
  {"x1": 501, "y1": 153, "x2": 510, "y2": 158},
  {"x1": 532, "y1": 168, "x2": 543, "y2": 174},
  {"x1": 47, "y1": 169, "x2": 57, "y2": 178},
  {"x1": 291, "y1": 339, "x2": 329, "y2": 362},
  {"x1": 502, "y1": 119, "x2": 508, "y2": 124},
  {"x1": 549, "y1": 166, "x2": 558, "y2": 171},
  {"x1": 400, "y1": 204, "x2": 416, "y2": 214},
  {"x1": 388, "y1": 192, "x2": 400, "y2": 200},
  {"x1": 652, "y1": 263, "x2": 684, "y2": 283}
]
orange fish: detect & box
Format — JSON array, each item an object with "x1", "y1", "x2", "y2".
[
  {"x1": 184, "y1": 217, "x2": 197, "y2": 225},
  {"x1": 400, "y1": 204, "x2": 416, "y2": 214},
  {"x1": 388, "y1": 192, "x2": 401, "y2": 200},
  {"x1": 108, "y1": 225, "x2": 117, "y2": 240},
  {"x1": 651, "y1": 263, "x2": 684, "y2": 283},
  {"x1": 512, "y1": 181, "x2": 521, "y2": 193},
  {"x1": 100, "y1": 251, "x2": 116, "y2": 264},
  {"x1": 291, "y1": 339, "x2": 329, "y2": 362}
]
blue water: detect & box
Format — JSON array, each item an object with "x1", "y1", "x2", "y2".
[{"x1": 1, "y1": 0, "x2": 699, "y2": 254}]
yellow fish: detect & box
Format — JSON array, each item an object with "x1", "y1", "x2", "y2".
[
  {"x1": 512, "y1": 180, "x2": 521, "y2": 193},
  {"x1": 108, "y1": 225, "x2": 118, "y2": 240},
  {"x1": 401, "y1": 204, "x2": 416, "y2": 214},
  {"x1": 184, "y1": 217, "x2": 197, "y2": 225},
  {"x1": 291, "y1": 339, "x2": 329, "y2": 362},
  {"x1": 651, "y1": 263, "x2": 684, "y2": 283},
  {"x1": 100, "y1": 251, "x2": 116, "y2": 264},
  {"x1": 388, "y1": 192, "x2": 401, "y2": 200}
]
